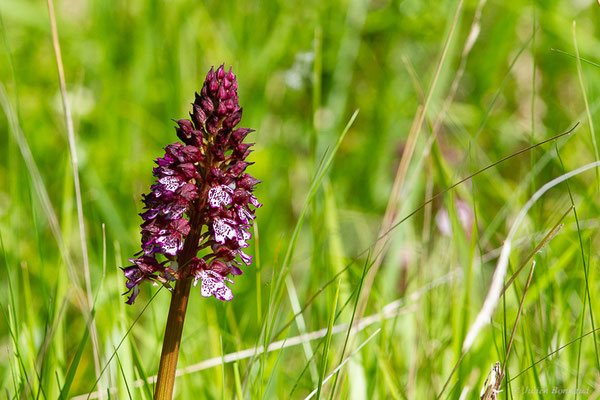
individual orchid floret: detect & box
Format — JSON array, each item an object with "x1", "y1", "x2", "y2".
[
  {"x1": 195, "y1": 269, "x2": 234, "y2": 302},
  {"x1": 121, "y1": 256, "x2": 168, "y2": 304},
  {"x1": 123, "y1": 64, "x2": 261, "y2": 304},
  {"x1": 208, "y1": 185, "x2": 234, "y2": 208}
]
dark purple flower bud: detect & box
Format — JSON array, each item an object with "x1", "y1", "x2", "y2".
[
  {"x1": 189, "y1": 130, "x2": 205, "y2": 149},
  {"x1": 206, "y1": 116, "x2": 219, "y2": 134},
  {"x1": 211, "y1": 145, "x2": 225, "y2": 161},
  {"x1": 206, "y1": 167, "x2": 226, "y2": 185},
  {"x1": 174, "y1": 119, "x2": 194, "y2": 143},
  {"x1": 238, "y1": 173, "x2": 261, "y2": 190},
  {"x1": 192, "y1": 104, "x2": 207, "y2": 126},
  {"x1": 224, "y1": 99, "x2": 235, "y2": 111},
  {"x1": 218, "y1": 85, "x2": 227, "y2": 100},
  {"x1": 200, "y1": 96, "x2": 214, "y2": 114},
  {"x1": 234, "y1": 142, "x2": 254, "y2": 159},
  {"x1": 156, "y1": 154, "x2": 176, "y2": 167},
  {"x1": 229, "y1": 128, "x2": 254, "y2": 146},
  {"x1": 205, "y1": 67, "x2": 215, "y2": 83},
  {"x1": 185, "y1": 146, "x2": 201, "y2": 161},
  {"x1": 210, "y1": 260, "x2": 231, "y2": 276},
  {"x1": 178, "y1": 182, "x2": 199, "y2": 200},
  {"x1": 216, "y1": 64, "x2": 225, "y2": 79},
  {"x1": 214, "y1": 130, "x2": 229, "y2": 146},
  {"x1": 223, "y1": 109, "x2": 242, "y2": 130},
  {"x1": 229, "y1": 161, "x2": 253, "y2": 176},
  {"x1": 209, "y1": 78, "x2": 219, "y2": 94},
  {"x1": 217, "y1": 100, "x2": 227, "y2": 115},
  {"x1": 212, "y1": 245, "x2": 237, "y2": 261},
  {"x1": 232, "y1": 188, "x2": 251, "y2": 205},
  {"x1": 176, "y1": 163, "x2": 199, "y2": 180},
  {"x1": 188, "y1": 257, "x2": 208, "y2": 274},
  {"x1": 165, "y1": 142, "x2": 184, "y2": 152},
  {"x1": 169, "y1": 218, "x2": 190, "y2": 236}
]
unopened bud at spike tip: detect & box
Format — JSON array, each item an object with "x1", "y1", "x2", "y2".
[{"x1": 216, "y1": 64, "x2": 225, "y2": 79}]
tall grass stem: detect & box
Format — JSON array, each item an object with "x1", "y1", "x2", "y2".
[{"x1": 46, "y1": 0, "x2": 102, "y2": 387}]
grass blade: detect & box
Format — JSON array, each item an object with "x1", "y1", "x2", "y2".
[{"x1": 58, "y1": 312, "x2": 91, "y2": 399}]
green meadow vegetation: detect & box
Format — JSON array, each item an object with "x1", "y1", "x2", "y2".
[{"x1": 2, "y1": 0, "x2": 600, "y2": 398}]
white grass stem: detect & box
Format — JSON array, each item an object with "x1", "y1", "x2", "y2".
[
  {"x1": 286, "y1": 274, "x2": 320, "y2": 383},
  {"x1": 304, "y1": 329, "x2": 381, "y2": 400}
]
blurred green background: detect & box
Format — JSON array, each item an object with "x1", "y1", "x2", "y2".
[{"x1": 2, "y1": 0, "x2": 600, "y2": 398}]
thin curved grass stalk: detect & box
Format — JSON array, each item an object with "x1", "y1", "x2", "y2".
[
  {"x1": 463, "y1": 160, "x2": 600, "y2": 353},
  {"x1": 438, "y1": 161, "x2": 600, "y2": 397}
]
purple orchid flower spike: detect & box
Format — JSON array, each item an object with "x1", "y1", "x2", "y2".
[{"x1": 123, "y1": 64, "x2": 261, "y2": 304}]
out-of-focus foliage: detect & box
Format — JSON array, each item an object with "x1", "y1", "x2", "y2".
[{"x1": 1, "y1": 0, "x2": 600, "y2": 398}]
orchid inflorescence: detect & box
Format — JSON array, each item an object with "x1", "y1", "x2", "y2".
[{"x1": 122, "y1": 64, "x2": 261, "y2": 305}]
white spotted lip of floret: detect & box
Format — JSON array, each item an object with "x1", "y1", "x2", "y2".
[
  {"x1": 156, "y1": 234, "x2": 183, "y2": 256},
  {"x1": 194, "y1": 269, "x2": 234, "y2": 301},
  {"x1": 158, "y1": 176, "x2": 183, "y2": 193},
  {"x1": 212, "y1": 218, "x2": 239, "y2": 244},
  {"x1": 208, "y1": 184, "x2": 234, "y2": 208}
]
